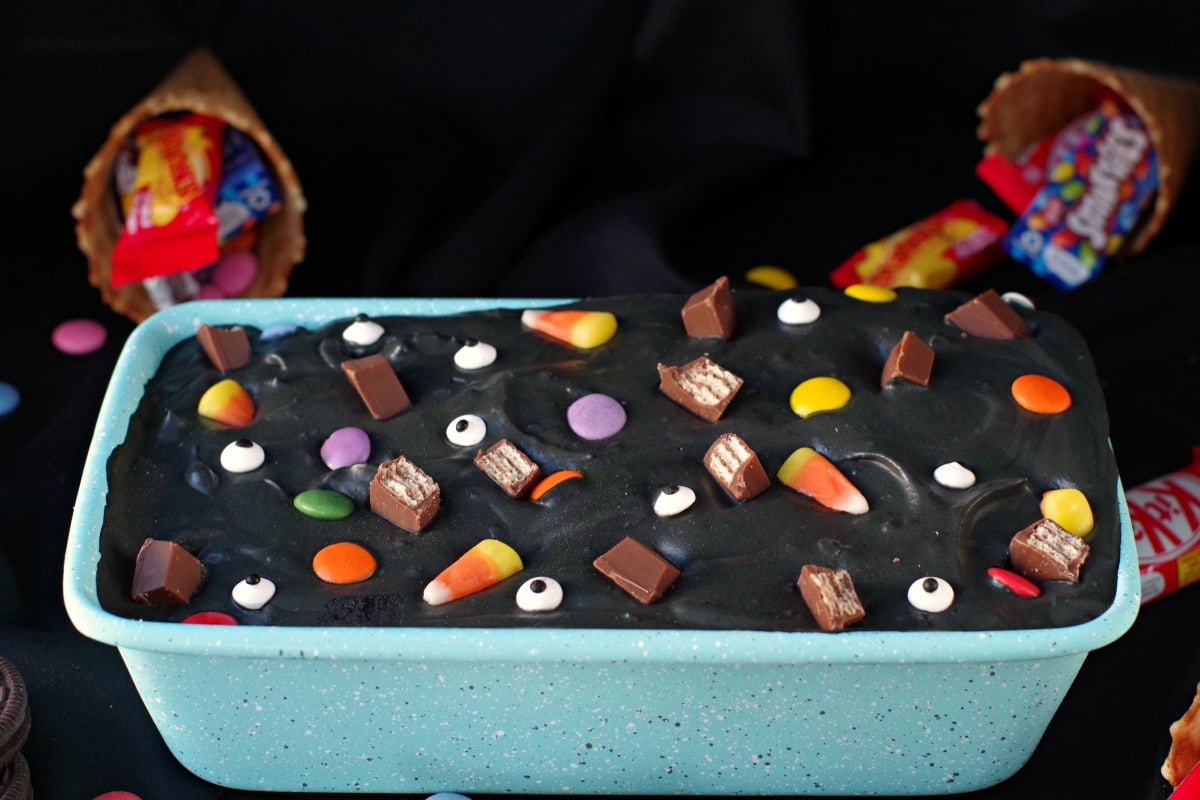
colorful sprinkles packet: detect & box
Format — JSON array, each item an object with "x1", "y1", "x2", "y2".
[{"x1": 1003, "y1": 97, "x2": 1158, "y2": 289}]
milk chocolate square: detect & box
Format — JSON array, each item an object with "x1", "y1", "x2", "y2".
[
  {"x1": 945, "y1": 289, "x2": 1032, "y2": 339},
  {"x1": 881, "y1": 330, "x2": 934, "y2": 387},
  {"x1": 1009, "y1": 517, "x2": 1089, "y2": 582},
  {"x1": 681, "y1": 275, "x2": 736, "y2": 339},
  {"x1": 593, "y1": 536, "x2": 680, "y2": 604},
  {"x1": 341, "y1": 354, "x2": 411, "y2": 419},
  {"x1": 370, "y1": 455, "x2": 440, "y2": 532},
  {"x1": 131, "y1": 538, "x2": 204, "y2": 605},
  {"x1": 658, "y1": 356, "x2": 743, "y2": 422},
  {"x1": 196, "y1": 324, "x2": 250, "y2": 372},
  {"x1": 797, "y1": 564, "x2": 865, "y2": 631}
]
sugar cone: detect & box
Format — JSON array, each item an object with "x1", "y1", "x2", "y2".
[
  {"x1": 1163, "y1": 681, "x2": 1200, "y2": 786},
  {"x1": 72, "y1": 48, "x2": 307, "y2": 322},
  {"x1": 977, "y1": 57, "x2": 1200, "y2": 254}
]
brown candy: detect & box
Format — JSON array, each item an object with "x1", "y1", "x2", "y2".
[
  {"x1": 131, "y1": 538, "x2": 204, "y2": 605},
  {"x1": 657, "y1": 356, "x2": 743, "y2": 422},
  {"x1": 593, "y1": 536, "x2": 680, "y2": 604},
  {"x1": 797, "y1": 564, "x2": 865, "y2": 631},
  {"x1": 1009, "y1": 517, "x2": 1089, "y2": 582},
  {"x1": 681, "y1": 275, "x2": 736, "y2": 339},
  {"x1": 340, "y1": 354, "x2": 411, "y2": 420},
  {"x1": 881, "y1": 330, "x2": 934, "y2": 387},
  {"x1": 370, "y1": 455, "x2": 440, "y2": 532},
  {"x1": 945, "y1": 289, "x2": 1032, "y2": 339},
  {"x1": 475, "y1": 438, "x2": 542, "y2": 499},
  {"x1": 704, "y1": 432, "x2": 770, "y2": 502},
  {"x1": 196, "y1": 323, "x2": 250, "y2": 372}
]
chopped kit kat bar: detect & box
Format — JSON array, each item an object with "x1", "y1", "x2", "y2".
[
  {"x1": 797, "y1": 564, "x2": 865, "y2": 631},
  {"x1": 370, "y1": 455, "x2": 440, "y2": 532},
  {"x1": 475, "y1": 438, "x2": 542, "y2": 499},
  {"x1": 658, "y1": 355, "x2": 743, "y2": 422}
]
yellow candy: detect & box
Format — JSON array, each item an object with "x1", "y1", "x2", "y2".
[
  {"x1": 789, "y1": 376, "x2": 851, "y2": 418},
  {"x1": 844, "y1": 284, "x2": 897, "y2": 303},
  {"x1": 198, "y1": 378, "x2": 255, "y2": 427},
  {"x1": 745, "y1": 265, "x2": 797, "y2": 290},
  {"x1": 1041, "y1": 488, "x2": 1094, "y2": 537}
]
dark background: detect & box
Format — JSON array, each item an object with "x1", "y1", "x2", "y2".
[{"x1": 2, "y1": 1, "x2": 1200, "y2": 797}]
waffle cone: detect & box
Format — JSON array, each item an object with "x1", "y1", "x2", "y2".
[
  {"x1": 977, "y1": 58, "x2": 1200, "y2": 254},
  {"x1": 72, "y1": 48, "x2": 307, "y2": 322},
  {"x1": 1163, "y1": 681, "x2": 1200, "y2": 786}
]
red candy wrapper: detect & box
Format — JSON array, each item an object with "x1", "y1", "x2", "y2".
[
  {"x1": 110, "y1": 112, "x2": 226, "y2": 289},
  {"x1": 830, "y1": 200, "x2": 1007, "y2": 290},
  {"x1": 1128, "y1": 446, "x2": 1200, "y2": 604}
]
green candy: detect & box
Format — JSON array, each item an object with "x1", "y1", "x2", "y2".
[{"x1": 292, "y1": 488, "x2": 355, "y2": 520}]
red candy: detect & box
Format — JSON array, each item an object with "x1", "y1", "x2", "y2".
[
  {"x1": 181, "y1": 611, "x2": 238, "y2": 625},
  {"x1": 986, "y1": 567, "x2": 1041, "y2": 598}
]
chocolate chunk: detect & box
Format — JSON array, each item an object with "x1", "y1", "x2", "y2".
[
  {"x1": 658, "y1": 356, "x2": 743, "y2": 422},
  {"x1": 881, "y1": 330, "x2": 934, "y2": 387},
  {"x1": 340, "y1": 354, "x2": 411, "y2": 419},
  {"x1": 131, "y1": 538, "x2": 204, "y2": 605},
  {"x1": 370, "y1": 455, "x2": 440, "y2": 532},
  {"x1": 593, "y1": 536, "x2": 680, "y2": 604},
  {"x1": 945, "y1": 289, "x2": 1033, "y2": 339},
  {"x1": 475, "y1": 438, "x2": 542, "y2": 499},
  {"x1": 681, "y1": 275, "x2": 736, "y2": 339},
  {"x1": 1009, "y1": 517, "x2": 1089, "y2": 582},
  {"x1": 797, "y1": 564, "x2": 865, "y2": 631},
  {"x1": 196, "y1": 323, "x2": 250, "y2": 372},
  {"x1": 703, "y1": 432, "x2": 770, "y2": 502}
]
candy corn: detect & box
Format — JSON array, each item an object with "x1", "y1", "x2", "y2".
[
  {"x1": 423, "y1": 539, "x2": 523, "y2": 605},
  {"x1": 198, "y1": 378, "x2": 255, "y2": 427},
  {"x1": 521, "y1": 309, "x2": 618, "y2": 349},
  {"x1": 776, "y1": 447, "x2": 868, "y2": 514}
]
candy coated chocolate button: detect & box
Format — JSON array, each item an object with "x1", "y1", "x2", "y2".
[
  {"x1": 260, "y1": 323, "x2": 299, "y2": 342},
  {"x1": 789, "y1": 376, "x2": 851, "y2": 418},
  {"x1": 907, "y1": 576, "x2": 954, "y2": 612},
  {"x1": 293, "y1": 488, "x2": 355, "y2": 520},
  {"x1": 987, "y1": 566, "x2": 1041, "y2": 597},
  {"x1": 933, "y1": 461, "x2": 975, "y2": 489},
  {"x1": 529, "y1": 469, "x2": 584, "y2": 501},
  {"x1": 321, "y1": 426, "x2": 371, "y2": 469},
  {"x1": 181, "y1": 611, "x2": 238, "y2": 625},
  {"x1": 653, "y1": 484, "x2": 696, "y2": 517},
  {"x1": 745, "y1": 265, "x2": 797, "y2": 290},
  {"x1": 0, "y1": 382, "x2": 19, "y2": 417},
  {"x1": 232, "y1": 573, "x2": 276, "y2": 610},
  {"x1": 212, "y1": 250, "x2": 258, "y2": 296},
  {"x1": 93, "y1": 793, "x2": 144, "y2": 800},
  {"x1": 516, "y1": 576, "x2": 563, "y2": 611},
  {"x1": 52, "y1": 318, "x2": 107, "y2": 355},
  {"x1": 1041, "y1": 487, "x2": 1094, "y2": 536},
  {"x1": 313, "y1": 542, "x2": 377, "y2": 584},
  {"x1": 454, "y1": 339, "x2": 498, "y2": 370},
  {"x1": 567, "y1": 393, "x2": 627, "y2": 440},
  {"x1": 1011, "y1": 374, "x2": 1071, "y2": 414},
  {"x1": 220, "y1": 439, "x2": 265, "y2": 473},
  {"x1": 446, "y1": 414, "x2": 487, "y2": 447},
  {"x1": 776, "y1": 297, "x2": 820, "y2": 325},
  {"x1": 843, "y1": 284, "x2": 896, "y2": 303}
]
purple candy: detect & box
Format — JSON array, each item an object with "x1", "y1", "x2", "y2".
[
  {"x1": 566, "y1": 393, "x2": 627, "y2": 441},
  {"x1": 212, "y1": 251, "x2": 258, "y2": 296},
  {"x1": 51, "y1": 318, "x2": 107, "y2": 355},
  {"x1": 320, "y1": 426, "x2": 371, "y2": 469}
]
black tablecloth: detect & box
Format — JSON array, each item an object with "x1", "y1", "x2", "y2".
[{"x1": 3, "y1": 2, "x2": 1199, "y2": 797}]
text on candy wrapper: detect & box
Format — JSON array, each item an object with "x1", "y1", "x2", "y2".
[{"x1": 1127, "y1": 472, "x2": 1200, "y2": 563}]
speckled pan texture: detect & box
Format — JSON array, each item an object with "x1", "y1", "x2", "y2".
[{"x1": 64, "y1": 298, "x2": 1140, "y2": 795}]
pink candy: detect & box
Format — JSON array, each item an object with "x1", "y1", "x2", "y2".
[
  {"x1": 52, "y1": 318, "x2": 107, "y2": 355},
  {"x1": 211, "y1": 250, "x2": 259, "y2": 296}
]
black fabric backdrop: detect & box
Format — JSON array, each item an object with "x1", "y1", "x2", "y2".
[{"x1": 2, "y1": 1, "x2": 1200, "y2": 797}]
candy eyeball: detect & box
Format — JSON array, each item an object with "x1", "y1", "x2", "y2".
[
  {"x1": 516, "y1": 576, "x2": 563, "y2": 612},
  {"x1": 446, "y1": 414, "x2": 487, "y2": 447},
  {"x1": 454, "y1": 339, "x2": 498, "y2": 370},
  {"x1": 342, "y1": 314, "x2": 385, "y2": 348},
  {"x1": 652, "y1": 484, "x2": 696, "y2": 517},
  {"x1": 907, "y1": 576, "x2": 954, "y2": 613},
  {"x1": 220, "y1": 439, "x2": 266, "y2": 473},
  {"x1": 777, "y1": 296, "x2": 821, "y2": 325},
  {"x1": 232, "y1": 573, "x2": 277, "y2": 610}
]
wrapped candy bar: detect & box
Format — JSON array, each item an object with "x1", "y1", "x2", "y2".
[
  {"x1": 1128, "y1": 447, "x2": 1200, "y2": 604},
  {"x1": 216, "y1": 127, "x2": 282, "y2": 245},
  {"x1": 830, "y1": 200, "x2": 1007, "y2": 290},
  {"x1": 1003, "y1": 97, "x2": 1158, "y2": 289}
]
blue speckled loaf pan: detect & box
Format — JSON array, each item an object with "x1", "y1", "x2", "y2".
[{"x1": 64, "y1": 298, "x2": 1141, "y2": 795}]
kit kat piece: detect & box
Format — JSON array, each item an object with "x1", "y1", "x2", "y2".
[
  {"x1": 945, "y1": 289, "x2": 1032, "y2": 339},
  {"x1": 475, "y1": 438, "x2": 542, "y2": 499},
  {"x1": 131, "y1": 538, "x2": 204, "y2": 605},
  {"x1": 704, "y1": 432, "x2": 770, "y2": 501},
  {"x1": 658, "y1": 356, "x2": 743, "y2": 422},
  {"x1": 341, "y1": 354, "x2": 411, "y2": 419},
  {"x1": 881, "y1": 330, "x2": 934, "y2": 387},
  {"x1": 681, "y1": 275, "x2": 736, "y2": 339},
  {"x1": 196, "y1": 323, "x2": 250, "y2": 372},
  {"x1": 1009, "y1": 517, "x2": 1089, "y2": 582},
  {"x1": 593, "y1": 536, "x2": 680, "y2": 604},
  {"x1": 370, "y1": 455, "x2": 440, "y2": 532},
  {"x1": 797, "y1": 564, "x2": 865, "y2": 631}
]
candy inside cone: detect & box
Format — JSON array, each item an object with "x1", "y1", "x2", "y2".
[
  {"x1": 521, "y1": 309, "x2": 617, "y2": 349},
  {"x1": 423, "y1": 539, "x2": 523, "y2": 605},
  {"x1": 198, "y1": 378, "x2": 255, "y2": 427}
]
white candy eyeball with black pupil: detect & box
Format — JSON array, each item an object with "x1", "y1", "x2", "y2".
[
  {"x1": 516, "y1": 576, "x2": 563, "y2": 611},
  {"x1": 220, "y1": 439, "x2": 266, "y2": 473},
  {"x1": 232, "y1": 573, "x2": 276, "y2": 610},
  {"x1": 907, "y1": 576, "x2": 954, "y2": 613},
  {"x1": 342, "y1": 315, "x2": 384, "y2": 347},
  {"x1": 454, "y1": 339, "x2": 498, "y2": 370},
  {"x1": 652, "y1": 484, "x2": 696, "y2": 517},
  {"x1": 446, "y1": 414, "x2": 486, "y2": 447},
  {"x1": 777, "y1": 297, "x2": 821, "y2": 325}
]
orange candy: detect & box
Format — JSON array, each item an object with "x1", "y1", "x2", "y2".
[
  {"x1": 529, "y1": 469, "x2": 584, "y2": 501},
  {"x1": 423, "y1": 539, "x2": 523, "y2": 605},
  {"x1": 312, "y1": 541, "x2": 377, "y2": 584},
  {"x1": 1011, "y1": 374, "x2": 1071, "y2": 414},
  {"x1": 198, "y1": 378, "x2": 255, "y2": 427}
]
